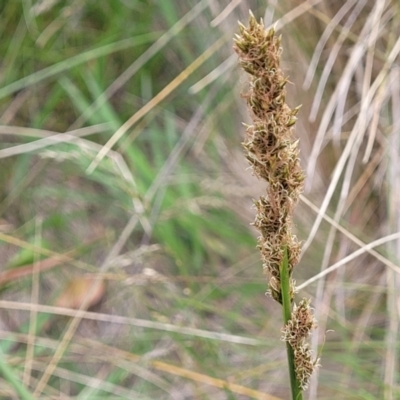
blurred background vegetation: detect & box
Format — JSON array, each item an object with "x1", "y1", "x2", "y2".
[{"x1": 0, "y1": 1, "x2": 399, "y2": 399}]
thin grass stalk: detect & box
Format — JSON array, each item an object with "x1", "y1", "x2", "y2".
[
  {"x1": 0, "y1": 348, "x2": 36, "y2": 400},
  {"x1": 280, "y1": 247, "x2": 302, "y2": 399}
]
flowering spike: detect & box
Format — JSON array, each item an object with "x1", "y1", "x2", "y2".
[
  {"x1": 234, "y1": 10, "x2": 319, "y2": 393},
  {"x1": 282, "y1": 299, "x2": 320, "y2": 389}
]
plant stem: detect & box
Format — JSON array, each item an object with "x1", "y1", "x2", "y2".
[{"x1": 280, "y1": 247, "x2": 302, "y2": 400}]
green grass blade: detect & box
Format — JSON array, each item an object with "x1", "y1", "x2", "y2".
[
  {"x1": 0, "y1": 33, "x2": 160, "y2": 100},
  {"x1": 0, "y1": 347, "x2": 36, "y2": 400}
]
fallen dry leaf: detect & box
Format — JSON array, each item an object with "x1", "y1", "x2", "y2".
[{"x1": 55, "y1": 276, "x2": 106, "y2": 310}]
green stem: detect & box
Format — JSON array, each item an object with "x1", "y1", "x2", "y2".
[
  {"x1": 280, "y1": 247, "x2": 302, "y2": 400},
  {"x1": 0, "y1": 347, "x2": 36, "y2": 400}
]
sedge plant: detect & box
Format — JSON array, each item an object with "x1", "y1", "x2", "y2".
[{"x1": 234, "y1": 12, "x2": 319, "y2": 399}]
